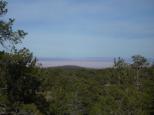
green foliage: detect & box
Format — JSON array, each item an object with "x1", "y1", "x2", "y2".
[
  {"x1": 0, "y1": 0, "x2": 27, "y2": 48},
  {"x1": 0, "y1": 0, "x2": 49, "y2": 114},
  {"x1": 0, "y1": 49, "x2": 49, "y2": 114},
  {"x1": 132, "y1": 55, "x2": 149, "y2": 68},
  {"x1": 114, "y1": 57, "x2": 128, "y2": 69},
  {"x1": 38, "y1": 65, "x2": 154, "y2": 115},
  {"x1": 0, "y1": 0, "x2": 153, "y2": 114}
]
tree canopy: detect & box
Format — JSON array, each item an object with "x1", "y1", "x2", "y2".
[
  {"x1": 0, "y1": 1, "x2": 49, "y2": 114},
  {"x1": 0, "y1": 0, "x2": 154, "y2": 115},
  {"x1": 0, "y1": 0, "x2": 26, "y2": 48}
]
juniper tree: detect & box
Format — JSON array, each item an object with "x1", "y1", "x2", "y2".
[{"x1": 0, "y1": 1, "x2": 49, "y2": 114}]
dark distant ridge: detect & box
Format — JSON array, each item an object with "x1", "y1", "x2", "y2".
[{"x1": 46, "y1": 65, "x2": 85, "y2": 69}]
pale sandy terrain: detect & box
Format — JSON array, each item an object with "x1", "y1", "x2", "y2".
[{"x1": 38, "y1": 60, "x2": 114, "y2": 69}]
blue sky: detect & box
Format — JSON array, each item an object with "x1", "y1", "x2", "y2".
[{"x1": 6, "y1": 0, "x2": 154, "y2": 58}]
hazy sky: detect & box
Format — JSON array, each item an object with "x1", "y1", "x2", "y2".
[{"x1": 6, "y1": 0, "x2": 154, "y2": 58}]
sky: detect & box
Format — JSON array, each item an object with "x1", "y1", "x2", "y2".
[{"x1": 5, "y1": 0, "x2": 154, "y2": 58}]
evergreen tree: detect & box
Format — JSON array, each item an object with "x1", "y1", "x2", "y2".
[{"x1": 0, "y1": 1, "x2": 49, "y2": 114}]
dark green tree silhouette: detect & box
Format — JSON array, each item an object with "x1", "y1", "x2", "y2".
[
  {"x1": 114, "y1": 57, "x2": 128, "y2": 69},
  {"x1": 131, "y1": 55, "x2": 149, "y2": 89},
  {"x1": 0, "y1": 1, "x2": 49, "y2": 114},
  {"x1": 132, "y1": 55, "x2": 149, "y2": 68},
  {"x1": 0, "y1": 0, "x2": 26, "y2": 48}
]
